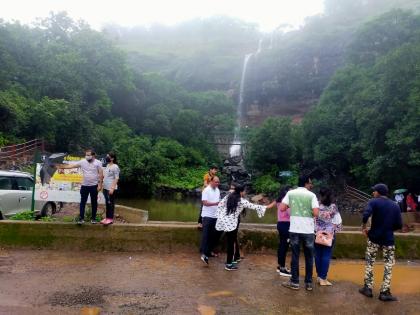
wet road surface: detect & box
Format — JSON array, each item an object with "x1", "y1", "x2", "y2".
[{"x1": 0, "y1": 249, "x2": 419, "y2": 314}]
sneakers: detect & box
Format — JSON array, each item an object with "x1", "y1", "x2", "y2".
[
  {"x1": 282, "y1": 281, "x2": 300, "y2": 290},
  {"x1": 278, "y1": 267, "x2": 292, "y2": 277},
  {"x1": 305, "y1": 283, "x2": 313, "y2": 291},
  {"x1": 379, "y1": 290, "x2": 398, "y2": 302},
  {"x1": 200, "y1": 254, "x2": 209, "y2": 265},
  {"x1": 91, "y1": 219, "x2": 97, "y2": 224},
  {"x1": 100, "y1": 218, "x2": 113, "y2": 225},
  {"x1": 77, "y1": 219, "x2": 84, "y2": 225},
  {"x1": 359, "y1": 286, "x2": 373, "y2": 298},
  {"x1": 225, "y1": 264, "x2": 238, "y2": 271}
]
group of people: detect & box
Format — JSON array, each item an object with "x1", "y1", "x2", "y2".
[
  {"x1": 395, "y1": 191, "x2": 419, "y2": 212},
  {"x1": 57, "y1": 153, "x2": 404, "y2": 302},
  {"x1": 198, "y1": 168, "x2": 403, "y2": 302},
  {"x1": 56, "y1": 149, "x2": 120, "y2": 225}
]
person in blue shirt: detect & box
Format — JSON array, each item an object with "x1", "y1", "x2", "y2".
[{"x1": 359, "y1": 183, "x2": 402, "y2": 302}]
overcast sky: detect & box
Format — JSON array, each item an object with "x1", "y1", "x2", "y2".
[{"x1": 0, "y1": 0, "x2": 325, "y2": 32}]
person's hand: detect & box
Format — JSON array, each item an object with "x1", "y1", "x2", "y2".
[
  {"x1": 109, "y1": 188, "x2": 114, "y2": 195},
  {"x1": 97, "y1": 184, "x2": 103, "y2": 192},
  {"x1": 362, "y1": 227, "x2": 369, "y2": 237},
  {"x1": 267, "y1": 201, "x2": 276, "y2": 209}
]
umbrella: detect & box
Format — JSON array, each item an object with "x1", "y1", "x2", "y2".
[{"x1": 394, "y1": 188, "x2": 407, "y2": 194}]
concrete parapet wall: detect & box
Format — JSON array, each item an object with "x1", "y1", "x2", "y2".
[
  {"x1": 0, "y1": 221, "x2": 419, "y2": 259},
  {"x1": 115, "y1": 204, "x2": 148, "y2": 223}
]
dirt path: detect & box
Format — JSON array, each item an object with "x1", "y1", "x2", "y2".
[{"x1": 0, "y1": 249, "x2": 419, "y2": 314}]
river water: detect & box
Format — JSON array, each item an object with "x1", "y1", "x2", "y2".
[{"x1": 118, "y1": 197, "x2": 363, "y2": 226}]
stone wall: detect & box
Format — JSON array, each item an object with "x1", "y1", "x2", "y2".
[{"x1": 0, "y1": 221, "x2": 419, "y2": 259}]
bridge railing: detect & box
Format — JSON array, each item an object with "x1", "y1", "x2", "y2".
[
  {"x1": 344, "y1": 183, "x2": 371, "y2": 202},
  {"x1": 0, "y1": 139, "x2": 44, "y2": 161}
]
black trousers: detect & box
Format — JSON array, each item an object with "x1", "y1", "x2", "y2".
[
  {"x1": 80, "y1": 185, "x2": 98, "y2": 220},
  {"x1": 277, "y1": 221, "x2": 290, "y2": 267},
  {"x1": 226, "y1": 228, "x2": 239, "y2": 264},
  {"x1": 200, "y1": 217, "x2": 221, "y2": 256},
  {"x1": 197, "y1": 204, "x2": 203, "y2": 224},
  {"x1": 103, "y1": 189, "x2": 116, "y2": 219}
]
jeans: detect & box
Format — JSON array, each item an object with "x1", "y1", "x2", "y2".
[
  {"x1": 200, "y1": 217, "x2": 221, "y2": 256},
  {"x1": 226, "y1": 228, "x2": 238, "y2": 264},
  {"x1": 290, "y1": 232, "x2": 315, "y2": 284},
  {"x1": 277, "y1": 221, "x2": 290, "y2": 267},
  {"x1": 315, "y1": 237, "x2": 335, "y2": 280},
  {"x1": 103, "y1": 189, "x2": 116, "y2": 219},
  {"x1": 80, "y1": 185, "x2": 98, "y2": 221}
]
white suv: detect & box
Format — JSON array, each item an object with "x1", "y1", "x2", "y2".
[{"x1": 0, "y1": 170, "x2": 59, "y2": 219}]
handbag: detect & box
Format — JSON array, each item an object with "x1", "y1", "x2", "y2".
[{"x1": 315, "y1": 231, "x2": 333, "y2": 247}]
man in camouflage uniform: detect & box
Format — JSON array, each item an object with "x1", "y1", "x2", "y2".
[{"x1": 359, "y1": 183, "x2": 402, "y2": 302}]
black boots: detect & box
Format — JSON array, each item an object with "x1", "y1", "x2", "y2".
[
  {"x1": 359, "y1": 286, "x2": 373, "y2": 298},
  {"x1": 379, "y1": 290, "x2": 398, "y2": 302},
  {"x1": 359, "y1": 287, "x2": 398, "y2": 302}
]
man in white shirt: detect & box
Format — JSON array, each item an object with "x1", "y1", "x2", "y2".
[
  {"x1": 200, "y1": 176, "x2": 221, "y2": 265},
  {"x1": 57, "y1": 149, "x2": 103, "y2": 225},
  {"x1": 279, "y1": 175, "x2": 319, "y2": 291}
]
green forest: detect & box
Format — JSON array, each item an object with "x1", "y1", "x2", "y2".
[{"x1": 1, "y1": 0, "x2": 419, "y2": 195}]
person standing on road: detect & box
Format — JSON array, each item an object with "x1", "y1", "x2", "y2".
[
  {"x1": 57, "y1": 149, "x2": 103, "y2": 224},
  {"x1": 359, "y1": 183, "x2": 402, "y2": 302},
  {"x1": 216, "y1": 184, "x2": 276, "y2": 270},
  {"x1": 197, "y1": 166, "x2": 218, "y2": 229},
  {"x1": 314, "y1": 187, "x2": 342, "y2": 286},
  {"x1": 276, "y1": 185, "x2": 292, "y2": 277},
  {"x1": 200, "y1": 176, "x2": 221, "y2": 265},
  {"x1": 100, "y1": 152, "x2": 120, "y2": 225},
  {"x1": 280, "y1": 175, "x2": 319, "y2": 291}
]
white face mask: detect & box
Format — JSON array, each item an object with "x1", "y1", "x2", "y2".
[{"x1": 85, "y1": 155, "x2": 93, "y2": 161}]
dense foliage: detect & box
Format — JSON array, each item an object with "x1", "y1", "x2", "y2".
[
  {"x1": 2, "y1": 1, "x2": 420, "y2": 195},
  {"x1": 0, "y1": 12, "x2": 235, "y2": 195},
  {"x1": 301, "y1": 9, "x2": 420, "y2": 190},
  {"x1": 103, "y1": 16, "x2": 260, "y2": 91}
]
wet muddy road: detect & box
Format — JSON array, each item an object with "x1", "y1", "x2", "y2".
[{"x1": 0, "y1": 249, "x2": 419, "y2": 314}]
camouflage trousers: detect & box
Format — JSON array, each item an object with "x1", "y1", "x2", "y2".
[{"x1": 364, "y1": 240, "x2": 395, "y2": 292}]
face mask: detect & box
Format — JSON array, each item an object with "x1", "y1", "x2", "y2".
[
  {"x1": 86, "y1": 155, "x2": 93, "y2": 162},
  {"x1": 105, "y1": 157, "x2": 111, "y2": 163}
]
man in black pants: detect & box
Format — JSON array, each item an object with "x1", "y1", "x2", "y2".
[
  {"x1": 198, "y1": 166, "x2": 218, "y2": 229},
  {"x1": 200, "y1": 176, "x2": 221, "y2": 265},
  {"x1": 57, "y1": 149, "x2": 103, "y2": 224}
]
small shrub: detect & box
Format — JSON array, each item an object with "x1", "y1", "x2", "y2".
[
  {"x1": 9, "y1": 211, "x2": 35, "y2": 221},
  {"x1": 253, "y1": 175, "x2": 280, "y2": 195}
]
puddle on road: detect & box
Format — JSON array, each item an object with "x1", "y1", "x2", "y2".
[
  {"x1": 197, "y1": 305, "x2": 216, "y2": 315},
  {"x1": 207, "y1": 290, "x2": 234, "y2": 297},
  {"x1": 80, "y1": 307, "x2": 101, "y2": 315},
  {"x1": 329, "y1": 261, "x2": 420, "y2": 294}
]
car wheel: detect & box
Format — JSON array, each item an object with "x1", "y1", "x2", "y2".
[
  {"x1": 41, "y1": 202, "x2": 55, "y2": 217},
  {"x1": 0, "y1": 211, "x2": 3, "y2": 220}
]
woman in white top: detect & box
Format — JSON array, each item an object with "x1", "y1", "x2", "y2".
[
  {"x1": 100, "y1": 152, "x2": 120, "y2": 225},
  {"x1": 216, "y1": 184, "x2": 276, "y2": 270}
]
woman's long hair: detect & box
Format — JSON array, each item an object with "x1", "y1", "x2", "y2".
[
  {"x1": 276, "y1": 185, "x2": 291, "y2": 203},
  {"x1": 108, "y1": 151, "x2": 117, "y2": 164},
  {"x1": 226, "y1": 184, "x2": 245, "y2": 215},
  {"x1": 319, "y1": 187, "x2": 332, "y2": 206}
]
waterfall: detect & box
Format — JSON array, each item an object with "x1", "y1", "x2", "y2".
[{"x1": 230, "y1": 40, "x2": 263, "y2": 157}]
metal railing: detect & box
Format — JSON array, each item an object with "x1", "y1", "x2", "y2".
[
  {"x1": 0, "y1": 139, "x2": 44, "y2": 161},
  {"x1": 344, "y1": 183, "x2": 371, "y2": 202}
]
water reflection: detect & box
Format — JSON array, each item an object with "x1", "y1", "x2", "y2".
[{"x1": 119, "y1": 197, "x2": 362, "y2": 226}]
